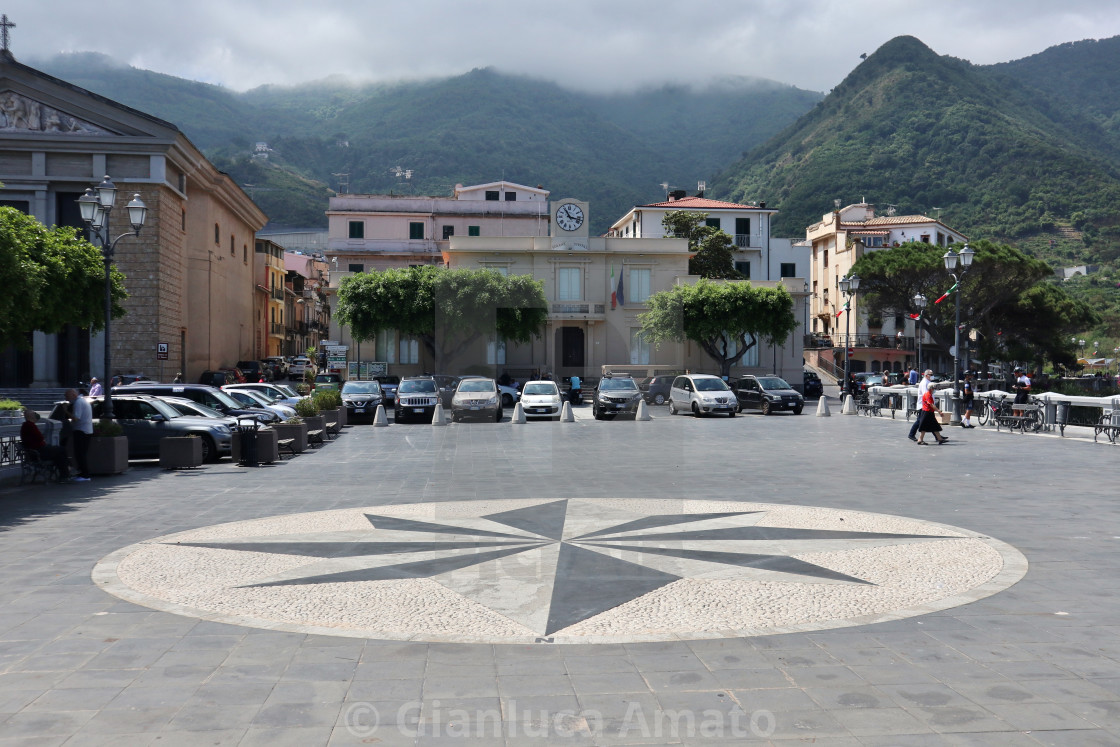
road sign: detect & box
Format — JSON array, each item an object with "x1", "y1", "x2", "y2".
[
  {"x1": 157, "y1": 342, "x2": 169, "y2": 360},
  {"x1": 847, "y1": 348, "x2": 854, "y2": 358}
]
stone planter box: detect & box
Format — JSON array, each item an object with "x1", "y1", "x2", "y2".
[
  {"x1": 256, "y1": 427, "x2": 278, "y2": 464},
  {"x1": 271, "y1": 421, "x2": 307, "y2": 453},
  {"x1": 159, "y1": 436, "x2": 203, "y2": 469},
  {"x1": 304, "y1": 414, "x2": 326, "y2": 439},
  {"x1": 88, "y1": 435, "x2": 128, "y2": 475},
  {"x1": 337, "y1": 406, "x2": 347, "y2": 427},
  {"x1": 323, "y1": 408, "x2": 340, "y2": 432}
]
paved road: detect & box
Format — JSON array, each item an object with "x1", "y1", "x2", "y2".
[{"x1": 1, "y1": 407, "x2": 1118, "y2": 745}]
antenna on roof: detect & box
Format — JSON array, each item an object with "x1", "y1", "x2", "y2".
[
  {"x1": 833, "y1": 198, "x2": 842, "y2": 209},
  {"x1": 389, "y1": 166, "x2": 414, "y2": 193},
  {"x1": 332, "y1": 173, "x2": 350, "y2": 193},
  {"x1": 931, "y1": 207, "x2": 942, "y2": 221},
  {"x1": 885, "y1": 203, "x2": 898, "y2": 217}
]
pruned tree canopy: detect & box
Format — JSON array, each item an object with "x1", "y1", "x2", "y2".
[
  {"x1": 662, "y1": 210, "x2": 742, "y2": 280},
  {"x1": 639, "y1": 279, "x2": 798, "y2": 377},
  {"x1": 336, "y1": 266, "x2": 548, "y2": 365},
  {"x1": 0, "y1": 207, "x2": 127, "y2": 349}
]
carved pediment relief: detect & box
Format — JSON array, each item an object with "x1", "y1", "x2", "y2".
[{"x1": 0, "y1": 90, "x2": 112, "y2": 135}]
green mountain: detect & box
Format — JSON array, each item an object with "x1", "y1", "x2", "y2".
[{"x1": 31, "y1": 55, "x2": 820, "y2": 232}]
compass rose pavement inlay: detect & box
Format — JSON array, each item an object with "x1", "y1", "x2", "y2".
[{"x1": 94, "y1": 499, "x2": 1027, "y2": 644}]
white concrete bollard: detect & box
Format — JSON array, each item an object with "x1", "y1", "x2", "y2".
[
  {"x1": 559, "y1": 402, "x2": 574, "y2": 422},
  {"x1": 816, "y1": 397, "x2": 831, "y2": 417},
  {"x1": 431, "y1": 402, "x2": 448, "y2": 426},
  {"x1": 841, "y1": 394, "x2": 857, "y2": 415},
  {"x1": 635, "y1": 400, "x2": 651, "y2": 421},
  {"x1": 511, "y1": 402, "x2": 527, "y2": 424},
  {"x1": 373, "y1": 404, "x2": 389, "y2": 427}
]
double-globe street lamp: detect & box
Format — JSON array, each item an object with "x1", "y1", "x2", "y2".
[
  {"x1": 943, "y1": 243, "x2": 975, "y2": 426},
  {"x1": 838, "y1": 273, "x2": 860, "y2": 398},
  {"x1": 77, "y1": 176, "x2": 147, "y2": 419},
  {"x1": 913, "y1": 292, "x2": 927, "y2": 375}
]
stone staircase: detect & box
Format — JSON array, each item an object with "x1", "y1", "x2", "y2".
[{"x1": 0, "y1": 388, "x2": 71, "y2": 413}]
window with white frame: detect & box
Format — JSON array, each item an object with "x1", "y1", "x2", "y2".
[
  {"x1": 557, "y1": 267, "x2": 581, "y2": 301},
  {"x1": 375, "y1": 330, "x2": 396, "y2": 363},
  {"x1": 630, "y1": 328, "x2": 650, "y2": 364},
  {"x1": 723, "y1": 332, "x2": 759, "y2": 367},
  {"x1": 628, "y1": 268, "x2": 651, "y2": 303},
  {"x1": 487, "y1": 338, "x2": 506, "y2": 364},
  {"x1": 399, "y1": 336, "x2": 419, "y2": 364}
]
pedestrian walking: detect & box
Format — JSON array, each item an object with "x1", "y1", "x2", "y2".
[
  {"x1": 908, "y1": 369, "x2": 933, "y2": 441},
  {"x1": 65, "y1": 389, "x2": 93, "y2": 481},
  {"x1": 87, "y1": 377, "x2": 103, "y2": 397},
  {"x1": 916, "y1": 385, "x2": 948, "y2": 445},
  {"x1": 960, "y1": 373, "x2": 975, "y2": 428},
  {"x1": 1012, "y1": 367, "x2": 1031, "y2": 417}
]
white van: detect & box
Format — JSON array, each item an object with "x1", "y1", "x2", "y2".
[{"x1": 668, "y1": 374, "x2": 738, "y2": 417}]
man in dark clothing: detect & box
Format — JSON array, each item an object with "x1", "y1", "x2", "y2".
[{"x1": 20, "y1": 409, "x2": 70, "y2": 482}]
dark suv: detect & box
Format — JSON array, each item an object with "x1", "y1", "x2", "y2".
[
  {"x1": 592, "y1": 376, "x2": 643, "y2": 419},
  {"x1": 236, "y1": 361, "x2": 269, "y2": 382},
  {"x1": 802, "y1": 370, "x2": 824, "y2": 398},
  {"x1": 84, "y1": 394, "x2": 233, "y2": 462},
  {"x1": 733, "y1": 375, "x2": 805, "y2": 415},
  {"x1": 340, "y1": 380, "x2": 384, "y2": 423},
  {"x1": 394, "y1": 376, "x2": 441, "y2": 424},
  {"x1": 119, "y1": 384, "x2": 278, "y2": 423}
]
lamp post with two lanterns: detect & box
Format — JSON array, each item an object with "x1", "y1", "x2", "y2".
[
  {"x1": 912, "y1": 292, "x2": 927, "y2": 375},
  {"x1": 77, "y1": 176, "x2": 147, "y2": 420},
  {"x1": 943, "y1": 243, "x2": 974, "y2": 426},
  {"x1": 838, "y1": 273, "x2": 860, "y2": 397}
]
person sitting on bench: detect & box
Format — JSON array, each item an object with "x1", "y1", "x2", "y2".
[{"x1": 20, "y1": 408, "x2": 70, "y2": 482}]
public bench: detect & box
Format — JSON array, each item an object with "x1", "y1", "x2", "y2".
[
  {"x1": 325, "y1": 419, "x2": 343, "y2": 439},
  {"x1": 1094, "y1": 411, "x2": 1120, "y2": 443},
  {"x1": 16, "y1": 443, "x2": 58, "y2": 485},
  {"x1": 277, "y1": 438, "x2": 297, "y2": 458},
  {"x1": 855, "y1": 396, "x2": 883, "y2": 418},
  {"x1": 995, "y1": 403, "x2": 1042, "y2": 433},
  {"x1": 306, "y1": 429, "x2": 325, "y2": 447}
]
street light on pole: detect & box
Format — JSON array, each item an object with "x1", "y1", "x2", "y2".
[
  {"x1": 78, "y1": 176, "x2": 147, "y2": 420},
  {"x1": 838, "y1": 273, "x2": 860, "y2": 398},
  {"x1": 913, "y1": 292, "x2": 927, "y2": 375},
  {"x1": 943, "y1": 243, "x2": 974, "y2": 426}
]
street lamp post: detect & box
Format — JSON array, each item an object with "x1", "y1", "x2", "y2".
[
  {"x1": 913, "y1": 292, "x2": 927, "y2": 374},
  {"x1": 78, "y1": 176, "x2": 147, "y2": 420},
  {"x1": 943, "y1": 243, "x2": 974, "y2": 426},
  {"x1": 838, "y1": 274, "x2": 860, "y2": 398}
]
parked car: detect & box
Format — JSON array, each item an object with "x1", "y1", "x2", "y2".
[
  {"x1": 86, "y1": 394, "x2": 233, "y2": 462},
  {"x1": 852, "y1": 372, "x2": 886, "y2": 393},
  {"x1": 450, "y1": 377, "x2": 503, "y2": 423},
  {"x1": 733, "y1": 375, "x2": 804, "y2": 415},
  {"x1": 394, "y1": 376, "x2": 441, "y2": 424},
  {"x1": 431, "y1": 375, "x2": 461, "y2": 407},
  {"x1": 113, "y1": 373, "x2": 154, "y2": 386},
  {"x1": 120, "y1": 384, "x2": 279, "y2": 424},
  {"x1": 264, "y1": 356, "x2": 289, "y2": 380},
  {"x1": 803, "y1": 370, "x2": 824, "y2": 398},
  {"x1": 199, "y1": 370, "x2": 238, "y2": 387},
  {"x1": 224, "y1": 382, "x2": 303, "y2": 407},
  {"x1": 375, "y1": 375, "x2": 400, "y2": 404},
  {"x1": 340, "y1": 380, "x2": 384, "y2": 423},
  {"x1": 458, "y1": 375, "x2": 521, "y2": 408},
  {"x1": 592, "y1": 375, "x2": 643, "y2": 420},
  {"x1": 158, "y1": 396, "x2": 241, "y2": 432},
  {"x1": 236, "y1": 360, "x2": 270, "y2": 382},
  {"x1": 289, "y1": 356, "x2": 313, "y2": 379},
  {"x1": 641, "y1": 375, "x2": 674, "y2": 405},
  {"x1": 313, "y1": 372, "x2": 342, "y2": 391},
  {"x1": 222, "y1": 388, "x2": 296, "y2": 419},
  {"x1": 668, "y1": 374, "x2": 737, "y2": 417},
  {"x1": 519, "y1": 380, "x2": 563, "y2": 420}
]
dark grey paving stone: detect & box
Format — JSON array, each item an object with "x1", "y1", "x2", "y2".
[
  {"x1": 166, "y1": 703, "x2": 261, "y2": 731},
  {"x1": 569, "y1": 672, "x2": 651, "y2": 695},
  {"x1": 346, "y1": 678, "x2": 422, "y2": 702},
  {"x1": 640, "y1": 669, "x2": 724, "y2": 692},
  {"x1": 252, "y1": 701, "x2": 343, "y2": 729},
  {"x1": 984, "y1": 701, "x2": 1097, "y2": 731},
  {"x1": 421, "y1": 675, "x2": 500, "y2": 699},
  {"x1": 828, "y1": 706, "x2": 932, "y2": 736},
  {"x1": 497, "y1": 674, "x2": 574, "y2": 697}
]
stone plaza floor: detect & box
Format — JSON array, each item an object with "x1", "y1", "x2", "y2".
[{"x1": 1, "y1": 403, "x2": 1119, "y2": 745}]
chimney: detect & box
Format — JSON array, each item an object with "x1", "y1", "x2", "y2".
[
  {"x1": 668, "y1": 189, "x2": 687, "y2": 202},
  {"x1": 759, "y1": 202, "x2": 766, "y2": 209}
]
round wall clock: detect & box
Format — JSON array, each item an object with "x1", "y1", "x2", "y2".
[{"x1": 555, "y1": 203, "x2": 585, "y2": 232}]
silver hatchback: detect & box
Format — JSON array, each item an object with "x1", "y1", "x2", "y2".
[{"x1": 668, "y1": 374, "x2": 738, "y2": 417}]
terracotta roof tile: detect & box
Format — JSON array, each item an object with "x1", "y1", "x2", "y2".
[{"x1": 640, "y1": 196, "x2": 767, "y2": 210}]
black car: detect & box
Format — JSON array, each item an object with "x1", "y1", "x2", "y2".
[
  {"x1": 433, "y1": 375, "x2": 461, "y2": 407},
  {"x1": 375, "y1": 375, "x2": 400, "y2": 404},
  {"x1": 803, "y1": 370, "x2": 824, "y2": 398},
  {"x1": 641, "y1": 375, "x2": 674, "y2": 405},
  {"x1": 199, "y1": 370, "x2": 238, "y2": 387},
  {"x1": 733, "y1": 375, "x2": 805, "y2": 415},
  {"x1": 394, "y1": 376, "x2": 441, "y2": 424},
  {"x1": 592, "y1": 376, "x2": 643, "y2": 419},
  {"x1": 340, "y1": 380, "x2": 384, "y2": 423},
  {"x1": 118, "y1": 384, "x2": 278, "y2": 423},
  {"x1": 83, "y1": 394, "x2": 233, "y2": 462},
  {"x1": 236, "y1": 360, "x2": 270, "y2": 382}
]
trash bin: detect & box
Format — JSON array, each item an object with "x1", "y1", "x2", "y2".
[
  {"x1": 1055, "y1": 401, "x2": 1070, "y2": 434},
  {"x1": 238, "y1": 417, "x2": 259, "y2": 467}
]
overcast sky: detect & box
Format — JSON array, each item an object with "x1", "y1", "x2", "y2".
[{"x1": 6, "y1": 1, "x2": 1120, "y2": 93}]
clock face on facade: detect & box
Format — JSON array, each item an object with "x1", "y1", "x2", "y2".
[{"x1": 555, "y1": 203, "x2": 585, "y2": 232}]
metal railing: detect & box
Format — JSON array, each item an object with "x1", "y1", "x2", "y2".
[
  {"x1": 804, "y1": 333, "x2": 915, "y2": 351},
  {"x1": 270, "y1": 323, "x2": 284, "y2": 335},
  {"x1": 270, "y1": 287, "x2": 284, "y2": 301},
  {"x1": 734, "y1": 234, "x2": 751, "y2": 248},
  {"x1": 552, "y1": 303, "x2": 607, "y2": 314}
]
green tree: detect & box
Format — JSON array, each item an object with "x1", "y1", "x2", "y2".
[
  {"x1": 661, "y1": 210, "x2": 741, "y2": 279},
  {"x1": 638, "y1": 279, "x2": 797, "y2": 378},
  {"x1": 336, "y1": 266, "x2": 548, "y2": 366},
  {"x1": 850, "y1": 239, "x2": 1091, "y2": 370},
  {"x1": 0, "y1": 207, "x2": 127, "y2": 349}
]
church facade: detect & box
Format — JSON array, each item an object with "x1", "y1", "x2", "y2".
[{"x1": 0, "y1": 49, "x2": 266, "y2": 387}]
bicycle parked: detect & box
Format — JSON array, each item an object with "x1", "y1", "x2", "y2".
[{"x1": 975, "y1": 393, "x2": 1043, "y2": 432}]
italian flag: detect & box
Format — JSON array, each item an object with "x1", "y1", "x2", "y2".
[
  {"x1": 908, "y1": 313, "x2": 921, "y2": 320},
  {"x1": 934, "y1": 282, "x2": 958, "y2": 304},
  {"x1": 835, "y1": 299, "x2": 849, "y2": 318},
  {"x1": 610, "y1": 265, "x2": 617, "y2": 309}
]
